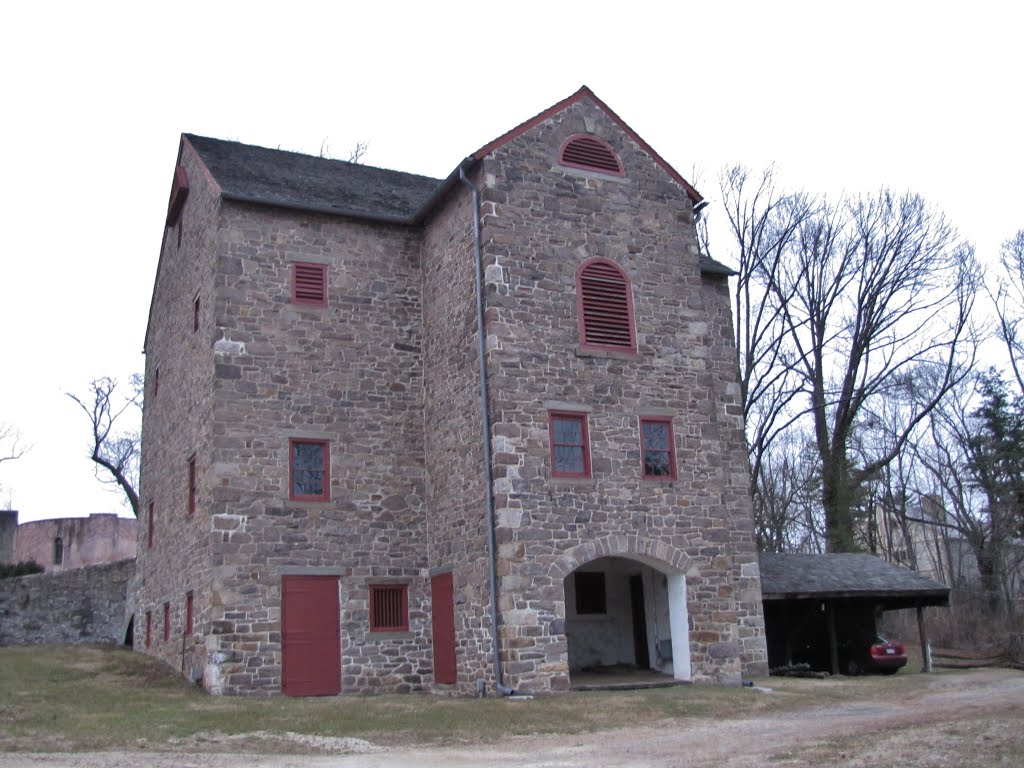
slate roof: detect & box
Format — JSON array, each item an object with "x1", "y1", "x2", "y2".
[
  {"x1": 184, "y1": 134, "x2": 443, "y2": 224},
  {"x1": 182, "y1": 129, "x2": 734, "y2": 274},
  {"x1": 759, "y1": 553, "x2": 949, "y2": 606}
]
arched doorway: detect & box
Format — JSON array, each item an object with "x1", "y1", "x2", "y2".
[{"x1": 563, "y1": 555, "x2": 690, "y2": 684}]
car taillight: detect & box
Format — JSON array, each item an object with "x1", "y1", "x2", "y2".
[{"x1": 870, "y1": 644, "x2": 886, "y2": 656}]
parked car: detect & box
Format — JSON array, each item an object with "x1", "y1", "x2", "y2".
[{"x1": 841, "y1": 635, "x2": 908, "y2": 676}]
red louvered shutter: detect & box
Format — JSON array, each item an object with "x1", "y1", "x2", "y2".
[
  {"x1": 576, "y1": 259, "x2": 636, "y2": 352},
  {"x1": 292, "y1": 263, "x2": 328, "y2": 306},
  {"x1": 558, "y1": 134, "x2": 623, "y2": 176}
]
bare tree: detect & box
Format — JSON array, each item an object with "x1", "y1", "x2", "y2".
[
  {"x1": 767, "y1": 190, "x2": 979, "y2": 552},
  {"x1": 699, "y1": 165, "x2": 813, "y2": 505},
  {"x1": 914, "y1": 372, "x2": 1022, "y2": 614},
  {"x1": 66, "y1": 376, "x2": 142, "y2": 516},
  {"x1": 0, "y1": 422, "x2": 27, "y2": 468},
  {"x1": 992, "y1": 229, "x2": 1024, "y2": 395},
  {"x1": 0, "y1": 422, "x2": 28, "y2": 506},
  {"x1": 347, "y1": 140, "x2": 369, "y2": 164}
]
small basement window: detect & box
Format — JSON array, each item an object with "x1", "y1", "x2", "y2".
[
  {"x1": 558, "y1": 134, "x2": 623, "y2": 176},
  {"x1": 370, "y1": 584, "x2": 409, "y2": 632}
]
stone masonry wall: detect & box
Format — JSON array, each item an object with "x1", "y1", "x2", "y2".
[
  {"x1": 14, "y1": 514, "x2": 137, "y2": 572},
  {"x1": 421, "y1": 176, "x2": 500, "y2": 694},
  {"x1": 133, "y1": 137, "x2": 221, "y2": 681},
  {"x1": 0, "y1": 559, "x2": 134, "y2": 646},
  {"x1": 476, "y1": 98, "x2": 768, "y2": 691},
  {"x1": 0, "y1": 510, "x2": 16, "y2": 564},
  {"x1": 204, "y1": 202, "x2": 430, "y2": 695}
]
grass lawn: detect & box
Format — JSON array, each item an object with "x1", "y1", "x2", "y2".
[{"x1": 0, "y1": 644, "x2": 963, "y2": 753}]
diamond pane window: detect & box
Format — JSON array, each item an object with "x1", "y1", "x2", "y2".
[
  {"x1": 641, "y1": 418, "x2": 676, "y2": 480},
  {"x1": 290, "y1": 439, "x2": 330, "y2": 501},
  {"x1": 549, "y1": 412, "x2": 590, "y2": 478}
]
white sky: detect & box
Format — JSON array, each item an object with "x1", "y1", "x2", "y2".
[{"x1": 1, "y1": 1, "x2": 1021, "y2": 523}]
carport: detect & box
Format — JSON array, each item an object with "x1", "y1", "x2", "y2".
[{"x1": 759, "y1": 553, "x2": 949, "y2": 675}]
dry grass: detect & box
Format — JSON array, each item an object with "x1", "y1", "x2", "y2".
[
  {"x1": 0, "y1": 645, "x2": 921, "y2": 753},
  {"x1": 2, "y1": 645, "x2": 1018, "y2": 764}
]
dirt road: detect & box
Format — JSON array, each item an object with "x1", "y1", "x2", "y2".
[{"x1": 3, "y1": 669, "x2": 1022, "y2": 768}]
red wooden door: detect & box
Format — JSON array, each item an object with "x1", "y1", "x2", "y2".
[
  {"x1": 431, "y1": 572, "x2": 457, "y2": 684},
  {"x1": 281, "y1": 575, "x2": 340, "y2": 696}
]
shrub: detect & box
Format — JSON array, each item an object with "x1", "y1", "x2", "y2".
[{"x1": 0, "y1": 560, "x2": 44, "y2": 578}]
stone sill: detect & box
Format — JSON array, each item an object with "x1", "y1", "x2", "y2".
[
  {"x1": 574, "y1": 346, "x2": 637, "y2": 361},
  {"x1": 367, "y1": 631, "x2": 415, "y2": 641},
  {"x1": 548, "y1": 478, "x2": 597, "y2": 488}
]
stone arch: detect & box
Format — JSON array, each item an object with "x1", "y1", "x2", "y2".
[
  {"x1": 548, "y1": 534, "x2": 693, "y2": 582},
  {"x1": 550, "y1": 534, "x2": 694, "y2": 683}
]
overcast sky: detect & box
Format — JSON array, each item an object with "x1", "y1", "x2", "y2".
[{"x1": 1, "y1": 1, "x2": 1021, "y2": 523}]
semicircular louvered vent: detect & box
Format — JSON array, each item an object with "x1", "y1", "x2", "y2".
[
  {"x1": 576, "y1": 258, "x2": 636, "y2": 352},
  {"x1": 558, "y1": 134, "x2": 624, "y2": 176}
]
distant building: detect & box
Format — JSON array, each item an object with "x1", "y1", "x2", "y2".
[{"x1": 1, "y1": 511, "x2": 136, "y2": 571}]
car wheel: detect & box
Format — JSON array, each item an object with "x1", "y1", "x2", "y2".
[{"x1": 844, "y1": 659, "x2": 863, "y2": 676}]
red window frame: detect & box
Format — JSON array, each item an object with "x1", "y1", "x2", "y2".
[
  {"x1": 548, "y1": 412, "x2": 591, "y2": 478},
  {"x1": 193, "y1": 292, "x2": 200, "y2": 333},
  {"x1": 145, "y1": 611, "x2": 152, "y2": 648},
  {"x1": 558, "y1": 133, "x2": 624, "y2": 176},
  {"x1": 292, "y1": 262, "x2": 328, "y2": 306},
  {"x1": 289, "y1": 439, "x2": 330, "y2": 501},
  {"x1": 575, "y1": 258, "x2": 637, "y2": 353},
  {"x1": 369, "y1": 584, "x2": 409, "y2": 632},
  {"x1": 163, "y1": 602, "x2": 171, "y2": 642},
  {"x1": 640, "y1": 417, "x2": 677, "y2": 480},
  {"x1": 185, "y1": 591, "x2": 194, "y2": 636},
  {"x1": 187, "y1": 454, "x2": 197, "y2": 516},
  {"x1": 147, "y1": 502, "x2": 154, "y2": 549}
]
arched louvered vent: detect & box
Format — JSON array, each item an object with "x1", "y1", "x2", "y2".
[
  {"x1": 558, "y1": 134, "x2": 624, "y2": 176},
  {"x1": 576, "y1": 259, "x2": 636, "y2": 352}
]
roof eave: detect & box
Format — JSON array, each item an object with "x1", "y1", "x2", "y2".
[{"x1": 220, "y1": 192, "x2": 422, "y2": 227}]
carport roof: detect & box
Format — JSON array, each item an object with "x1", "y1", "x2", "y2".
[{"x1": 759, "y1": 553, "x2": 949, "y2": 608}]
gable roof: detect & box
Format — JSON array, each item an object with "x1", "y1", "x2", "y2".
[
  {"x1": 472, "y1": 86, "x2": 703, "y2": 206},
  {"x1": 759, "y1": 553, "x2": 949, "y2": 606},
  {"x1": 184, "y1": 134, "x2": 443, "y2": 224}
]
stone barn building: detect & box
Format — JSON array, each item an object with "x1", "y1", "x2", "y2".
[{"x1": 136, "y1": 86, "x2": 768, "y2": 695}]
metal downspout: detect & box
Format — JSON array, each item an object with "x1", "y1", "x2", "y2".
[{"x1": 459, "y1": 165, "x2": 514, "y2": 696}]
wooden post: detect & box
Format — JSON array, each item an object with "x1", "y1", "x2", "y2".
[
  {"x1": 917, "y1": 605, "x2": 932, "y2": 673},
  {"x1": 826, "y1": 601, "x2": 839, "y2": 675}
]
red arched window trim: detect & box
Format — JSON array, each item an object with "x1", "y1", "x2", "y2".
[
  {"x1": 575, "y1": 258, "x2": 637, "y2": 353},
  {"x1": 558, "y1": 134, "x2": 624, "y2": 176}
]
